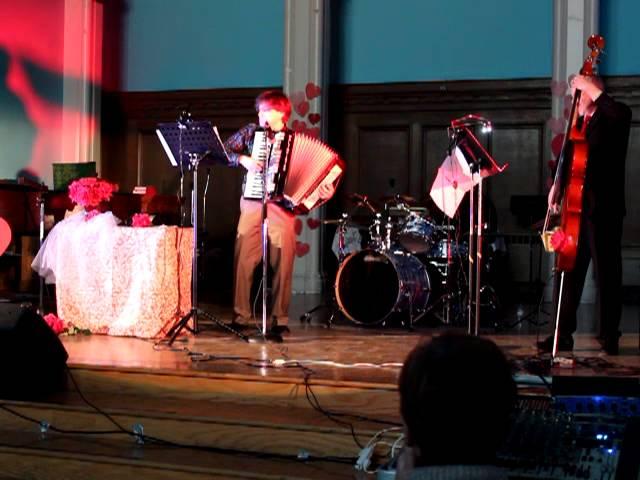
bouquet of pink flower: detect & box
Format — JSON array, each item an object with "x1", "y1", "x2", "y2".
[{"x1": 68, "y1": 177, "x2": 116, "y2": 209}]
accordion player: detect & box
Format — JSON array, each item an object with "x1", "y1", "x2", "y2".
[{"x1": 242, "y1": 129, "x2": 344, "y2": 214}]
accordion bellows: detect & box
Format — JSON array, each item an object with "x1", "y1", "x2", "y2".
[{"x1": 243, "y1": 130, "x2": 344, "y2": 213}]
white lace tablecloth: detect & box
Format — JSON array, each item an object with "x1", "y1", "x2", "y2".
[{"x1": 32, "y1": 212, "x2": 193, "y2": 338}]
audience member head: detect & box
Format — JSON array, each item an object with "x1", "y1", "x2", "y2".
[{"x1": 398, "y1": 332, "x2": 516, "y2": 466}]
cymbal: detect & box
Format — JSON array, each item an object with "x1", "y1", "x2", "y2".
[
  {"x1": 347, "y1": 193, "x2": 379, "y2": 212},
  {"x1": 322, "y1": 218, "x2": 367, "y2": 229},
  {"x1": 380, "y1": 194, "x2": 418, "y2": 206}
]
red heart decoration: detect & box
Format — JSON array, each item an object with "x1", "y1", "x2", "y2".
[
  {"x1": 307, "y1": 127, "x2": 320, "y2": 139},
  {"x1": 292, "y1": 120, "x2": 309, "y2": 134},
  {"x1": 307, "y1": 218, "x2": 321, "y2": 229},
  {"x1": 308, "y1": 113, "x2": 321, "y2": 125},
  {"x1": 290, "y1": 90, "x2": 305, "y2": 106},
  {"x1": 294, "y1": 218, "x2": 303, "y2": 235},
  {"x1": 0, "y1": 217, "x2": 11, "y2": 256},
  {"x1": 294, "y1": 100, "x2": 309, "y2": 117},
  {"x1": 295, "y1": 241, "x2": 310, "y2": 257},
  {"x1": 305, "y1": 82, "x2": 321, "y2": 99}
]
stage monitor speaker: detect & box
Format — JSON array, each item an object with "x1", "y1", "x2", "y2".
[{"x1": 0, "y1": 304, "x2": 69, "y2": 400}]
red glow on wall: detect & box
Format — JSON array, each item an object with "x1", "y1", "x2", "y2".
[{"x1": 0, "y1": 0, "x2": 103, "y2": 185}]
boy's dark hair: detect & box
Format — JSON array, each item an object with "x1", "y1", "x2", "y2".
[
  {"x1": 255, "y1": 90, "x2": 291, "y2": 122},
  {"x1": 398, "y1": 332, "x2": 516, "y2": 466}
]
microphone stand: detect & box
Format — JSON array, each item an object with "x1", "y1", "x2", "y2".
[
  {"x1": 252, "y1": 128, "x2": 283, "y2": 343},
  {"x1": 177, "y1": 111, "x2": 190, "y2": 226}
]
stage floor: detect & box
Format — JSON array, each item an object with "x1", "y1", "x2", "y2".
[
  {"x1": 60, "y1": 294, "x2": 640, "y2": 385},
  {"x1": 2, "y1": 294, "x2": 638, "y2": 479}
]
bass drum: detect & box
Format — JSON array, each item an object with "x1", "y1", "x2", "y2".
[{"x1": 335, "y1": 249, "x2": 430, "y2": 325}]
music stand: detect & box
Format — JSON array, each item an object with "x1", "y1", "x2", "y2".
[
  {"x1": 449, "y1": 117, "x2": 507, "y2": 336},
  {"x1": 156, "y1": 119, "x2": 249, "y2": 345}
]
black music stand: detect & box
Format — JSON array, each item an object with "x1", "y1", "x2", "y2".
[
  {"x1": 156, "y1": 119, "x2": 249, "y2": 345},
  {"x1": 449, "y1": 119, "x2": 507, "y2": 336}
]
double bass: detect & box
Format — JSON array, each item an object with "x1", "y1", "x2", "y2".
[
  {"x1": 541, "y1": 34, "x2": 605, "y2": 360},
  {"x1": 542, "y1": 34, "x2": 605, "y2": 270}
]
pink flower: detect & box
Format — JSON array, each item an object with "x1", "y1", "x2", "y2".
[
  {"x1": 68, "y1": 177, "x2": 116, "y2": 209},
  {"x1": 131, "y1": 213, "x2": 153, "y2": 227},
  {"x1": 43, "y1": 313, "x2": 65, "y2": 335}
]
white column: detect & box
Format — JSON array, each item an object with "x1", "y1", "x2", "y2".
[
  {"x1": 62, "y1": 0, "x2": 102, "y2": 172},
  {"x1": 283, "y1": 0, "x2": 329, "y2": 294},
  {"x1": 552, "y1": 0, "x2": 599, "y2": 122},
  {"x1": 546, "y1": 0, "x2": 599, "y2": 302}
]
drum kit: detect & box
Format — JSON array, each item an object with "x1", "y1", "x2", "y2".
[{"x1": 327, "y1": 193, "x2": 469, "y2": 328}]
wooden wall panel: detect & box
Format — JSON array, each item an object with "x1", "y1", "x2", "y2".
[
  {"x1": 102, "y1": 76, "x2": 640, "y2": 253},
  {"x1": 357, "y1": 127, "x2": 410, "y2": 198},
  {"x1": 101, "y1": 87, "x2": 264, "y2": 240},
  {"x1": 139, "y1": 131, "x2": 179, "y2": 193},
  {"x1": 490, "y1": 127, "x2": 543, "y2": 233}
]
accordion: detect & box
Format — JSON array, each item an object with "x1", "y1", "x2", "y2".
[{"x1": 243, "y1": 129, "x2": 344, "y2": 213}]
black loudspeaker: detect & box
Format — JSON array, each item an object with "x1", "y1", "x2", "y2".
[{"x1": 0, "y1": 304, "x2": 69, "y2": 400}]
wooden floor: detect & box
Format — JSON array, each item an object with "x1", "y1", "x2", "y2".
[
  {"x1": 2, "y1": 294, "x2": 639, "y2": 479},
  {"x1": 61, "y1": 294, "x2": 640, "y2": 384}
]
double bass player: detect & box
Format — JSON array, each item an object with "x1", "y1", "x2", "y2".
[{"x1": 539, "y1": 72, "x2": 631, "y2": 356}]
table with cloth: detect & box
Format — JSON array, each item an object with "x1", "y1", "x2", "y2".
[{"x1": 32, "y1": 211, "x2": 193, "y2": 338}]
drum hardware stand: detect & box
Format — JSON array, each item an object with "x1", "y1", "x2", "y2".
[
  {"x1": 156, "y1": 118, "x2": 249, "y2": 345},
  {"x1": 370, "y1": 212, "x2": 383, "y2": 249},
  {"x1": 384, "y1": 216, "x2": 393, "y2": 251},
  {"x1": 442, "y1": 216, "x2": 454, "y2": 325},
  {"x1": 299, "y1": 213, "x2": 348, "y2": 328}
]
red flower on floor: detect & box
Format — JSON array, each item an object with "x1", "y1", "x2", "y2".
[{"x1": 43, "y1": 313, "x2": 65, "y2": 335}]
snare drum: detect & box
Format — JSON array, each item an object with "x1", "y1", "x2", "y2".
[
  {"x1": 398, "y1": 214, "x2": 437, "y2": 254},
  {"x1": 335, "y1": 249, "x2": 430, "y2": 325}
]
